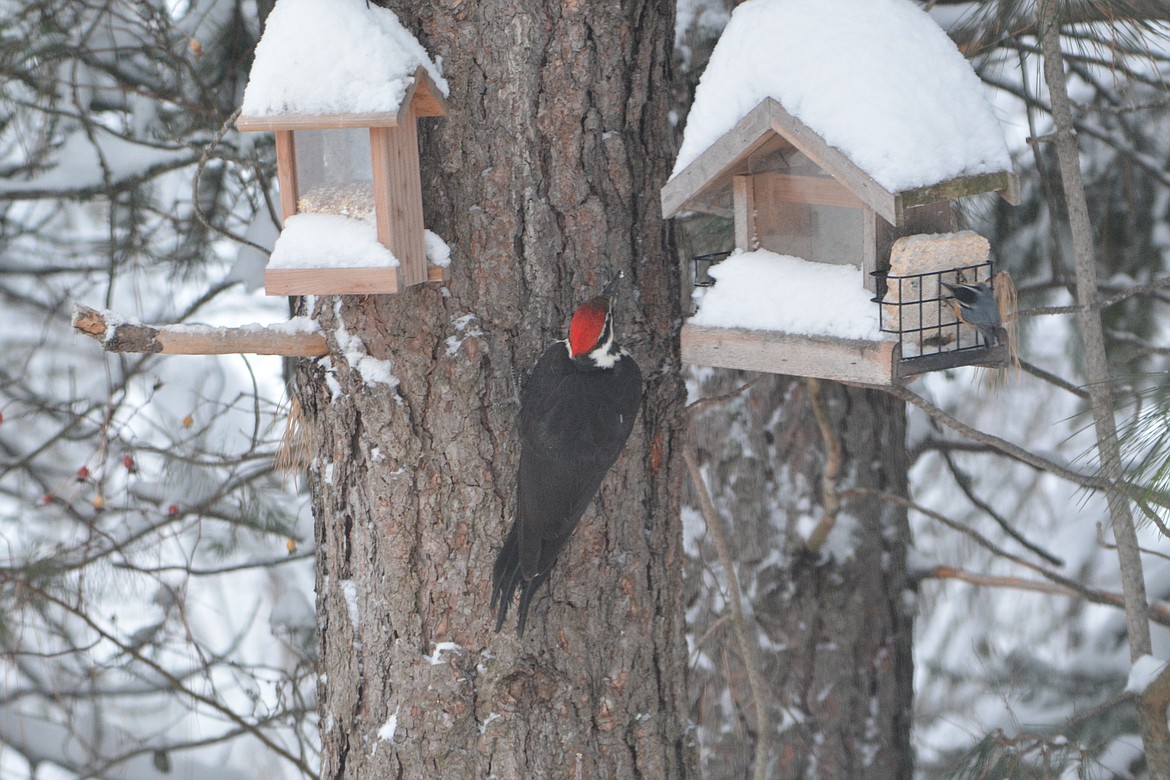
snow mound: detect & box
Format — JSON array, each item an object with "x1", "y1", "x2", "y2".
[
  {"x1": 242, "y1": 0, "x2": 449, "y2": 117},
  {"x1": 690, "y1": 250, "x2": 887, "y2": 341},
  {"x1": 672, "y1": 0, "x2": 1012, "y2": 192},
  {"x1": 268, "y1": 213, "x2": 399, "y2": 269}
]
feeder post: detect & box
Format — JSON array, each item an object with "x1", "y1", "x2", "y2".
[
  {"x1": 274, "y1": 130, "x2": 299, "y2": 224},
  {"x1": 733, "y1": 174, "x2": 756, "y2": 251},
  {"x1": 370, "y1": 104, "x2": 428, "y2": 288}
]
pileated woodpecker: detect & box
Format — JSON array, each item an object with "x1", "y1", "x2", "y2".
[{"x1": 491, "y1": 282, "x2": 642, "y2": 635}]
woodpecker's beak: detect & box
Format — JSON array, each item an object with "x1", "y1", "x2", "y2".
[{"x1": 602, "y1": 272, "x2": 623, "y2": 300}]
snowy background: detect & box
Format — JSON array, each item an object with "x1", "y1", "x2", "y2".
[
  {"x1": 674, "y1": 0, "x2": 1170, "y2": 776},
  {"x1": 0, "y1": 0, "x2": 1168, "y2": 777}
]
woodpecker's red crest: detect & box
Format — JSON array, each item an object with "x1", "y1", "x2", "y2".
[{"x1": 568, "y1": 297, "x2": 610, "y2": 357}]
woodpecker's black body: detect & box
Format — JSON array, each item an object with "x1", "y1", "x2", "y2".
[{"x1": 491, "y1": 292, "x2": 642, "y2": 635}]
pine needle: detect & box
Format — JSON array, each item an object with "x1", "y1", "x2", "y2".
[
  {"x1": 982, "y1": 269, "x2": 1021, "y2": 389},
  {"x1": 275, "y1": 395, "x2": 312, "y2": 481}
]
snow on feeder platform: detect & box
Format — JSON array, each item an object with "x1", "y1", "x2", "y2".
[
  {"x1": 663, "y1": 0, "x2": 1018, "y2": 385},
  {"x1": 237, "y1": 0, "x2": 449, "y2": 295}
]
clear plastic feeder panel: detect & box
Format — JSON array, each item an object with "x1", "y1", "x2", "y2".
[
  {"x1": 293, "y1": 129, "x2": 375, "y2": 221},
  {"x1": 743, "y1": 141, "x2": 865, "y2": 268}
]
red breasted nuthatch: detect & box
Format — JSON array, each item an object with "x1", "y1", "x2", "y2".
[{"x1": 943, "y1": 280, "x2": 1006, "y2": 347}]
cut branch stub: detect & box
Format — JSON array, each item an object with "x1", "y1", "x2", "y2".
[{"x1": 71, "y1": 305, "x2": 328, "y2": 357}]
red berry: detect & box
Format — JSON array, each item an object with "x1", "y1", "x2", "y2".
[
  {"x1": 77, "y1": 466, "x2": 90, "y2": 481},
  {"x1": 41, "y1": 494, "x2": 52, "y2": 505},
  {"x1": 167, "y1": 504, "x2": 179, "y2": 516},
  {"x1": 123, "y1": 455, "x2": 136, "y2": 472}
]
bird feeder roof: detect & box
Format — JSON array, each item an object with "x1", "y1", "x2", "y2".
[
  {"x1": 664, "y1": 0, "x2": 1017, "y2": 224},
  {"x1": 238, "y1": 0, "x2": 449, "y2": 130}
]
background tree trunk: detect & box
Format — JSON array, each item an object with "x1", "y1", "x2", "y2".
[
  {"x1": 686, "y1": 374, "x2": 913, "y2": 778},
  {"x1": 294, "y1": 0, "x2": 692, "y2": 777}
]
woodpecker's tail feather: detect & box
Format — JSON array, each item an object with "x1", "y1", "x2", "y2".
[
  {"x1": 514, "y1": 571, "x2": 550, "y2": 636},
  {"x1": 491, "y1": 524, "x2": 553, "y2": 636},
  {"x1": 491, "y1": 525, "x2": 522, "y2": 632}
]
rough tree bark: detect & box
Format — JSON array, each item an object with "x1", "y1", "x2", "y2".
[
  {"x1": 291, "y1": 0, "x2": 692, "y2": 777},
  {"x1": 686, "y1": 374, "x2": 913, "y2": 778},
  {"x1": 1037, "y1": 0, "x2": 1170, "y2": 773}
]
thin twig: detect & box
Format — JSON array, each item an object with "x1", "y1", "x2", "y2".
[
  {"x1": 938, "y1": 448, "x2": 1064, "y2": 567},
  {"x1": 845, "y1": 488, "x2": 1170, "y2": 625},
  {"x1": 193, "y1": 106, "x2": 270, "y2": 254},
  {"x1": 683, "y1": 448, "x2": 771, "y2": 780},
  {"x1": 803, "y1": 378, "x2": 842, "y2": 554},
  {"x1": 686, "y1": 374, "x2": 767, "y2": 416},
  {"x1": 884, "y1": 384, "x2": 1107, "y2": 489},
  {"x1": 1096, "y1": 523, "x2": 1170, "y2": 565},
  {"x1": 1017, "y1": 359, "x2": 1090, "y2": 399},
  {"x1": 20, "y1": 581, "x2": 320, "y2": 778},
  {"x1": 918, "y1": 565, "x2": 1170, "y2": 627}
]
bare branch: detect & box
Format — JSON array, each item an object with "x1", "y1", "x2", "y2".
[
  {"x1": 72, "y1": 304, "x2": 328, "y2": 357},
  {"x1": 884, "y1": 384, "x2": 1107, "y2": 489},
  {"x1": 918, "y1": 565, "x2": 1170, "y2": 627},
  {"x1": 803, "y1": 378, "x2": 843, "y2": 554},
  {"x1": 683, "y1": 448, "x2": 771, "y2": 780}
]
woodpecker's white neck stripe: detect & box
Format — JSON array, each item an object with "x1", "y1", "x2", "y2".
[
  {"x1": 561, "y1": 328, "x2": 621, "y2": 369},
  {"x1": 587, "y1": 324, "x2": 619, "y2": 367}
]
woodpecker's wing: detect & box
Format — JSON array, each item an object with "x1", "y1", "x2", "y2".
[{"x1": 515, "y1": 342, "x2": 642, "y2": 580}]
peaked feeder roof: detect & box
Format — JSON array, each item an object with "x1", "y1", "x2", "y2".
[
  {"x1": 238, "y1": 0, "x2": 449, "y2": 130},
  {"x1": 663, "y1": 0, "x2": 1018, "y2": 225}
]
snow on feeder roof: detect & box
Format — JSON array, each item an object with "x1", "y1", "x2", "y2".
[
  {"x1": 664, "y1": 0, "x2": 1017, "y2": 384},
  {"x1": 666, "y1": 0, "x2": 1016, "y2": 217},
  {"x1": 237, "y1": 0, "x2": 449, "y2": 295},
  {"x1": 240, "y1": 0, "x2": 448, "y2": 124}
]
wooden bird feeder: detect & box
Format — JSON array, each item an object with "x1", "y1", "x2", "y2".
[
  {"x1": 663, "y1": 98, "x2": 1018, "y2": 385},
  {"x1": 237, "y1": 0, "x2": 450, "y2": 296},
  {"x1": 662, "y1": 3, "x2": 1020, "y2": 386}
]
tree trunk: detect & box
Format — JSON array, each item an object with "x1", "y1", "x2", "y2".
[
  {"x1": 686, "y1": 374, "x2": 913, "y2": 778},
  {"x1": 1036, "y1": 1, "x2": 1169, "y2": 773},
  {"x1": 294, "y1": 0, "x2": 692, "y2": 777}
]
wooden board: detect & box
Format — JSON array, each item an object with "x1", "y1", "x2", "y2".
[
  {"x1": 733, "y1": 174, "x2": 755, "y2": 250},
  {"x1": 661, "y1": 100, "x2": 780, "y2": 218},
  {"x1": 370, "y1": 115, "x2": 427, "y2": 287},
  {"x1": 896, "y1": 343, "x2": 1009, "y2": 378},
  {"x1": 662, "y1": 97, "x2": 1018, "y2": 228},
  {"x1": 862, "y1": 206, "x2": 878, "y2": 293},
  {"x1": 239, "y1": 112, "x2": 402, "y2": 131},
  {"x1": 264, "y1": 264, "x2": 446, "y2": 296},
  {"x1": 275, "y1": 131, "x2": 298, "y2": 223},
  {"x1": 238, "y1": 69, "x2": 448, "y2": 132},
  {"x1": 680, "y1": 324, "x2": 897, "y2": 385},
  {"x1": 765, "y1": 100, "x2": 899, "y2": 224},
  {"x1": 399, "y1": 67, "x2": 449, "y2": 118},
  {"x1": 895, "y1": 171, "x2": 1019, "y2": 223},
  {"x1": 266, "y1": 267, "x2": 400, "y2": 295},
  {"x1": 752, "y1": 171, "x2": 864, "y2": 209}
]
